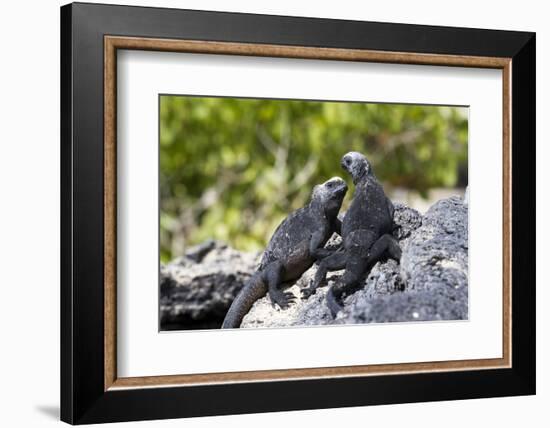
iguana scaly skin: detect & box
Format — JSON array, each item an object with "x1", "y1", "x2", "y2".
[
  {"x1": 221, "y1": 177, "x2": 348, "y2": 328},
  {"x1": 302, "y1": 152, "x2": 402, "y2": 316}
]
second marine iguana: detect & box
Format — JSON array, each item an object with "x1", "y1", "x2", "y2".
[
  {"x1": 221, "y1": 177, "x2": 348, "y2": 328},
  {"x1": 301, "y1": 152, "x2": 402, "y2": 316}
]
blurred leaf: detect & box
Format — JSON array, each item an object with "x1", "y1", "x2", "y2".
[{"x1": 160, "y1": 96, "x2": 468, "y2": 259}]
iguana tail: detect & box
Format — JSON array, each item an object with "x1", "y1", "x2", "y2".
[{"x1": 221, "y1": 272, "x2": 267, "y2": 328}]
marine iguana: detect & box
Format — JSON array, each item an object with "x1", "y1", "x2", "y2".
[
  {"x1": 221, "y1": 177, "x2": 348, "y2": 328},
  {"x1": 301, "y1": 152, "x2": 402, "y2": 316}
]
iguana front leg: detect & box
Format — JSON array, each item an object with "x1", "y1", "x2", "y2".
[
  {"x1": 301, "y1": 250, "x2": 346, "y2": 298},
  {"x1": 327, "y1": 251, "x2": 369, "y2": 316},
  {"x1": 326, "y1": 234, "x2": 402, "y2": 316},
  {"x1": 367, "y1": 234, "x2": 402, "y2": 262},
  {"x1": 263, "y1": 261, "x2": 296, "y2": 309},
  {"x1": 308, "y1": 227, "x2": 336, "y2": 260}
]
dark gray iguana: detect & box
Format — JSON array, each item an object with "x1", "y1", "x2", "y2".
[
  {"x1": 301, "y1": 152, "x2": 402, "y2": 316},
  {"x1": 221, "y1": 177, "x2": 348, "y2": 328}
]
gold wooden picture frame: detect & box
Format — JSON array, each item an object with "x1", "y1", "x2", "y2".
[{"x1": 104, "y1": 36, "x2": 512, "y2": 391}]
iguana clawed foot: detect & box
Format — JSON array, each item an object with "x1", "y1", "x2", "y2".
[
  {"x1": 300, "y1": 286, "x2": 317, "y2": 299},
  {"x1": 270, "y1": 290, "x2": 296, "y2": 309},
  {"x1": 326, "y1": 286, "x2": 344, "y2": 317}
]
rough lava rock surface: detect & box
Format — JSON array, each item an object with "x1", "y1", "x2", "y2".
[
  {"x1": 160, "y1": 240, "x2": 259, "y2": 329},
  {"x1": 160, "y1": 195, "x2": 468, "y2": 329}
]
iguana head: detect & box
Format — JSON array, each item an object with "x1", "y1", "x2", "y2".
[
  {"x1": 312, "y1": 177, "x2": 348, "y2": 217},
  {"x1": 341, "y1": 151, "x2": 372, "y2": 184}
]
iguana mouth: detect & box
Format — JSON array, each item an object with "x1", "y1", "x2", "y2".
[
  {"x1": 324, "y1": 177, "x2": 348, "y2": 199},
  {"x1": 333, "y1": 184, "x2": 348, "y2": 197}
]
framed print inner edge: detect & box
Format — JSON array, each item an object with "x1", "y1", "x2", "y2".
[{"x1": 104, "y1": 35, "x2": 512, "y2": 391}]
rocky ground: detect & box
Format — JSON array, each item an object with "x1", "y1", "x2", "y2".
[
  {"x1": 160, "y1": 195, "x2": 468, "y2": 330},
  {"x1": 160, "y1": 240, "x2": 259, "y2": 329}
]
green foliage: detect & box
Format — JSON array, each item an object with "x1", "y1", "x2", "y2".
[{"x1": 160, "y1": 95, "x2": 467, "y2": 262}]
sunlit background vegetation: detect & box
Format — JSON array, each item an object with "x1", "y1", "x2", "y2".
[{"x1": 160, "y1": 95, "x2": 468, "y2": 262}]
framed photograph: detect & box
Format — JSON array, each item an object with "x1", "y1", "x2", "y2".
[{"x1": 60, "y1": 2, "x2": 535, "y2": 424}]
